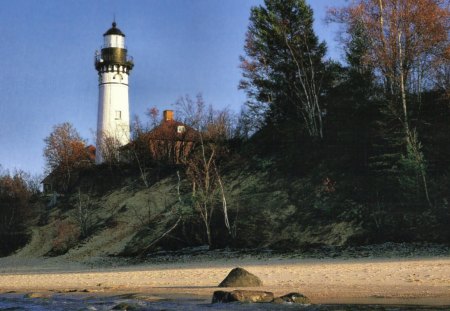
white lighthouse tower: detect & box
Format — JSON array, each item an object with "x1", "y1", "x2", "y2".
[{"x1": 95, "y1": 22, "x2": 134, "y2": 163}]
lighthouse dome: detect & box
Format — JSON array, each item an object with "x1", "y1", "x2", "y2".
[{"x1": 104, "y1": 22, "x2": 125, "y2": 37}]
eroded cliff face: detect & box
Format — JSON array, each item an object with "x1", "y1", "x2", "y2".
[{"x1": 9, "y1": 162, "x2": 365, "y2": 263}]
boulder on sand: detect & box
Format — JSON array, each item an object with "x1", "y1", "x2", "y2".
[
  {"x1": 212, "y1": 290, "x2": 274, "y2": 303},
  {"x1": 218, "y1": 267, "x2": 263, "y2": 287}
]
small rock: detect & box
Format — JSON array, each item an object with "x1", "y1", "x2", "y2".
[
  {"x1": 112, "y1": 302, "x2": 141, "y2": 310},
  {"x1": 61, "y1": 289, "x2": 78, "y2": 293},
  {"x1": 218, "y1": 267, "x2": 263, "y2": 287},
  {"x1": 132, "y1": 294, "x2": 165, "y2": 302},
  {"x1": 212, "y1": 290, "x2": 274, "y2": 303},
  {"x1": 23, "y1": 292, "x2": 51, "y2": 299},
  {"x1": 211, "y1": 291, "x2": 229, "y2": 303},
  {"x1": 273, "y1": 292, "x2": 310, "y2": 304}
]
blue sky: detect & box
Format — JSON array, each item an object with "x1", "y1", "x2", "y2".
[{"x1": 0, "y1": 0, "x2": 346, "y2": 176}]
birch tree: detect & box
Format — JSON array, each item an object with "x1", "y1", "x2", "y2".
[
  {"x1": 176, "y1": 95, "x2": 233, "y2": 247},
  {"x1": 330, "y1": 0, "x2": 449, "y2": 206}
]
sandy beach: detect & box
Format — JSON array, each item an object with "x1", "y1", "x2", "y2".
[{"x1": 0, "y1": 256, "x2": 449, "y2": 305}]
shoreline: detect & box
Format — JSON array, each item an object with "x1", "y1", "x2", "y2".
[
  {"x1": 1, "y1": 255, "x2": 449, "y2": 306},
  {"x1": 0, "y1": 291, "x2": 448, "y2": 307}
]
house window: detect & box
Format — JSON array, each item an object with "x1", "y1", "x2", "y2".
[
  {"x1": 177, "y1": 125, "x2": 186, "y2": 134},
  {"x1": 115, "y1": 111, "x2": 122, "y2": 120}
]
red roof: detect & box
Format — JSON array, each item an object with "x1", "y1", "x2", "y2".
[{"x1": 143, "y1": 120, "x2": 199, "y2": 142}]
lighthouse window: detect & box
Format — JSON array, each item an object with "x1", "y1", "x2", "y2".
[{"x1": 115, "y1": 111, "x2": 122, "y2": 120}]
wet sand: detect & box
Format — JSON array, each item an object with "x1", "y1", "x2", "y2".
[{"x1": 0, "y1": 256, "x2": 449, "y2": 305}]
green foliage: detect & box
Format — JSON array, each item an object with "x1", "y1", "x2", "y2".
[
  {"x1": 397, "y1": 143, "x2": 422, "y2": 200},
  {"x1": 240, "y1": 0, "x2": 328, "y2": 138}
]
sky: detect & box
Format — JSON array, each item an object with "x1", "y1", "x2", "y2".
[{"x1": 0, "y1": 0, "x2": 347, "y2": 176}]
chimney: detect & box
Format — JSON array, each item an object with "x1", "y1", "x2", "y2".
[{"x1": 163, "y1": 110, "x2": 174, "y2": 122}]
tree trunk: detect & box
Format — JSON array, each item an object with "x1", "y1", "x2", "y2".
[
  {"x1": 398, "y1": 31, "x2": 411, "y2": 147},
  {"x1": 204, "y1": 219, "x2": 212, "y2": 248},
  {"x1": 398, "y1": 32, "x2": 432, "y2": 208}
]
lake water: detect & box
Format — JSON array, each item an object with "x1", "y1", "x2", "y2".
[{"x1": 0, "y1": 294, "x2": 448, "y2": 311}]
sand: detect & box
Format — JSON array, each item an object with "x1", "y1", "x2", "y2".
[{"x1": 0, "y1": 256, "x2": 449, "y2": 305}]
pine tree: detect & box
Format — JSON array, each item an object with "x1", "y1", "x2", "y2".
[
  {"x1": 325, "y1": 22, "x2": 379, "y2": 174},
  {"x1": 239, "y1": 0, "x2": 327, "y2": 140}
]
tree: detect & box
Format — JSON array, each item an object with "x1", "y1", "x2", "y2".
[
  {"x1": 330, "y1": 0, "x2": 449, "y2": 131},
  {"x1": 74, "y1": 189, "x2": 94, "y2": 239},
  {"x1": 240, "y1": 0, "x2": 327, "y2": 139},
  {"x1": 146, "y1": 106, "x2": 160, "y2": 129},
  {"x1": 434, "y1": 62, "x2": 450, "y2": 99},
  {"x1": 97, "y1": 134, "x2": 122, "y2": 166},
  {"x1": 330, "y1": 0, "x2": 450, "y2": 206},
  {"x1": 0, "y1": 169, "x2": 33, "y2": 256},
  {"x1": 324, "y1": 21, "x2": 380, "y2": 173},
  {"x1": 43, "y1": 122, "x2": 90, "y2": 192},
  {"x1": 129, "y1": 115, "x2": 152, "y2": 187},
  {"x1": 176, "y1": 95, "x2": 234, "y2": 247}
]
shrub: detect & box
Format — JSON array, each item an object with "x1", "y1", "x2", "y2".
[{"x1": 51, "y1": 219, "x2": 80, "y2": 255}]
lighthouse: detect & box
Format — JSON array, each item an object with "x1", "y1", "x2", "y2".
[{"x1": 95, "y1": 22, "x2": 134, "y2": 163}]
